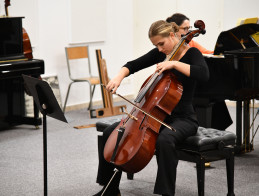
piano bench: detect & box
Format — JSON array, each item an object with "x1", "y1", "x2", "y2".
[{"x1": 96, "y1": 119, "x2": 236, "y2": 196}]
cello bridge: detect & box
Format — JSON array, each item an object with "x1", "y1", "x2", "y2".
[{"x1": 124, "y1": 111, "x2": 138, "y2": 121}]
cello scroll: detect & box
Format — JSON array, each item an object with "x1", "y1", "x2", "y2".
[
  {"x1": 4, "y1": 0, "x2": 11, "y2": 16},
  {"x1": 184, "y1": 20, "x2": 206, "y2": 43}
]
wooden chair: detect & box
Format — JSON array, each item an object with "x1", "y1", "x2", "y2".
[
  {"x1": 63, "y1": 46, "x2": 100, "y2": 112},
  {"x1": 89, "y1": 49, "x2": 126, "y2": 118}
]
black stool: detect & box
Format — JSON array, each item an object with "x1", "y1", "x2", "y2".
[{"x1": 96, "y1": 119, "x2": 236, "y2": 196}]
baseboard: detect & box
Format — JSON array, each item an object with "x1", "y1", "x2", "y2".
[{"x1": 65, "y1": 94, "x2": 135, "y2": 112}]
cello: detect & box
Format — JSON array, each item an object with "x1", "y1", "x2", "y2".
[{"x1": 103, "y1": 20, "x2": 206, "y2": 175}]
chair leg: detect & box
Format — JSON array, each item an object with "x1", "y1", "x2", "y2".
[
  {"x1": 63, "y1": 82, "x2": 73, "y2": 112},
  {"x1": 226, "y1": 149, "x2": 235, "y2": 196},
  {"x1": 88, "y1": 84, "x2": 96, "y2": 110},
  {"x1": 196, "y1": 158, "x2": 205, "y2": 196}
]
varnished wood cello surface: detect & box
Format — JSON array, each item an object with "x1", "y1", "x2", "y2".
[{"x1": 22, "y1": 28, "x2": 33, "y2": 60}]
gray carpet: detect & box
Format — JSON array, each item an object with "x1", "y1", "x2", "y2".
[{"x1": 0, "y1": 105, "x2": 259, "y2": 196}]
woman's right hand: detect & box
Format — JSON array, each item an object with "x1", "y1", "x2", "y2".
[
  {"x1": 106, "y1": 75, "x2": 122, "y2": 94},
  {"x1": 106, "y1": 67, "x2": 130, "y2": 94}
]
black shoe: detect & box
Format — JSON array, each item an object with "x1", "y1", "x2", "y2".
[{"x1": 93, "y1": 186, "x2": 121, "y2": 196}]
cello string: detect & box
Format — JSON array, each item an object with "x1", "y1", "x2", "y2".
[
  {"x1": 116, "y1": 92, "x2": 175, "y2": 131},
  {"x1": 134, "y1": 72, "x2": 158, "y2": 102},
  {"x1": 135, "y1": 40, "x2": 185, "y2": 103},
  {"x1": 100, "y1": 30, "x2": 197, "y2": 132},
  {"x1": 100, "y1": 38, "x2": 186, "y2": 130},
  {"x1": 134, "y1": 32, "x2": 187, "y2": 103},
  {"x1": 101, "y1": 84, "x2": 175, "y2": 131},
  {"x1": 134, "y1": 72, "x2": 159, "y2": 103}
]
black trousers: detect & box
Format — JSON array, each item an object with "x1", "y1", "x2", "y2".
[{"x1": 96, "y1": 117, "x2": 198, "y2": 196}]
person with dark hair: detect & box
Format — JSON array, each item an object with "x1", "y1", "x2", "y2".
[
  {"x1": 93, "y1": 20, "x2": 209, "y2": 196},
  {"x1": 166, "y1": 13, "x2": 232, "y2": 131},
  {"x1": 166, "y1": 13, "x2": 214, "y2": 54}
]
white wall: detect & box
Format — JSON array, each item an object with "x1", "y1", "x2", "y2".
[
  {"x1": 5, "y1": 0, "x2": 259, "y2": 107},
  {"x1": 6, "y1": 0, "x2": 134, "y2": 108},
  {"x1": 223, "y1": 0, "x2": 259, "y2": 30},
  {"x1": 36, "y1": 0, "x2": 133, "y2": 107},
  {"x1": 132, "y1": 0, "x2": 178, "y2": 96}
]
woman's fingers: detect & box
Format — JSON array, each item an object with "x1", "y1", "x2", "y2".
[
  {"x1": 156, "y1": 63, "x2": 164, "y2": 75},
  {"x1": 156, "y1": 61, "x2": 175, "y2": 75},
  {"x1": 106, "y1": 81, "x2": 119, "y2": 94}
]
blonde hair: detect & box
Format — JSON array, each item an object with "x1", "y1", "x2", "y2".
[{"x1": 148, "y1": 20, "x2": 179, "y2": 38}]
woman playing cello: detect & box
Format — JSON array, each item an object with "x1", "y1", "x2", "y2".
[{"x1": 94, "y1": 20, "x2": 209, "y2": 196}]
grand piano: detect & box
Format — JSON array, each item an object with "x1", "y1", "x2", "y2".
[
  {"x1": 194, "y1": 23, "x2": 259, "y2": 152},
  {"x1": 0, "y1": 17, "x2": 44, "y2": 129}
]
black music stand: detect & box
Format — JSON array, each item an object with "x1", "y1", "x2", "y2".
[{"x1": 22, "y1": 75, "x2": 67, "y2": 196}]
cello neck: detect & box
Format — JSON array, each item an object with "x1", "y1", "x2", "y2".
[{"x1": 167, "y1": 36, "x2": 187, "y2": 61}]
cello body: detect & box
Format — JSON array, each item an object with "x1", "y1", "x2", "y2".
[{"x1": 104, "y1": 70, "x2": 183, "y2": 173}]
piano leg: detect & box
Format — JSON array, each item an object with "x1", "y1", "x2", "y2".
[
  {"x1": 235, "y1": 100, "x2": 253, "y2": 153},
  {"x1": 236, "y1": 101, "x2": 242, "y2": 153},
  {"x1": 243, "y1": 100, "x2": 252, "y2": 152}
]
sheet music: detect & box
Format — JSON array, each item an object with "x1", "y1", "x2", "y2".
[{"x1": 203, "y1": 54, "x2": 224, "y2": 58}]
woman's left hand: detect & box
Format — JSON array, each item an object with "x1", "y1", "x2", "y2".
[{"x1": 156, "y1": 61, "x2": 176, "y2": 75}]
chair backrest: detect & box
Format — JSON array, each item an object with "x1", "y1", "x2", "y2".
[{"x1": 65, "y1": 46, "x2": 92, "y2": 79}]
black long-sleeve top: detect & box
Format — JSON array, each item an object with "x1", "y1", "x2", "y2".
[{"x1": 123, "y1": 47, "x2": 209, "y2": 121}]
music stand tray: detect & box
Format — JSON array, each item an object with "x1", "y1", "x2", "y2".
[{"x1": 22, "y1": 74, "x2": 67, "y2": 196}]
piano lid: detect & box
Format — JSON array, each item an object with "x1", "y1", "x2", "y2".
[{"x1": 214, "y1": 23, "x2": 259, "y2": 55}]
